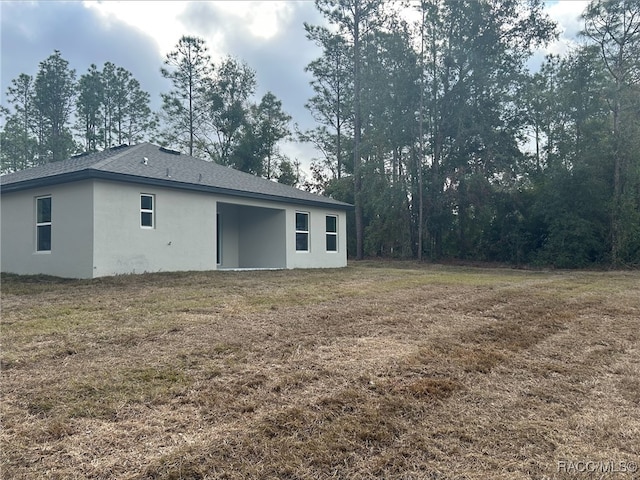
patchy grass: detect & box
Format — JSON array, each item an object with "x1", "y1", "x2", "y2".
[{"x1": 1, "y1": 262, "x2": 639, "y2": 479}]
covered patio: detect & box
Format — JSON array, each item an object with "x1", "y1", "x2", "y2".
[{"x1": 216, "y1": 202, "x2": 287, "y2": 270}]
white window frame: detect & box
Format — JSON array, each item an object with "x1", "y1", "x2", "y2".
[
  {"x1": 295, "y1": 211, "x2": 310, "y2": 252},
  {"x1": 326, "y1": 215, "x2": 338, "y2": 252},
  {"x1": 140, "y1": 194, "x2": 155, "y2": 229},
  {"x1": 35, "y1": 195, "x2": 52, "y2": 252}
]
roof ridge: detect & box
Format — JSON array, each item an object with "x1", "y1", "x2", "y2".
[{"x1": 91, "y1": 144, "x2": 145, "y2": 170}]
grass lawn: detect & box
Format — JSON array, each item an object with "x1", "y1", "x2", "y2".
[{"x1": 1, "y1": 262, "x2": 639, "y2": 479}]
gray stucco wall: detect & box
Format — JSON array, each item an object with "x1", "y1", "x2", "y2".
[
  {"x1": 217, "y1": 203, "x2": 240, "y2": 269},
  {"x1": 286, "y1": 207, "x2": 348, "y2": 269},
  {"x1": 238, "y1": 206, "x2": 286, "y2": 269},
  {"x1": 217, "y1": 200, "x2": 346, "y2": 270},
  {"x1": 0, "y1": 181, "x2": 94, "y2": 278},
  {"x1": 217, "y1": 202, "x2": 286, "y2": 269},
  {"x1": 92, "y1": 180, "x2": 218, "y2": 277}
]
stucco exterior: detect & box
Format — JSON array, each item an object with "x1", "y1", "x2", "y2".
[
  {"x1": 1, "y1": 178, "x2": 348, "y2": 278},
  {"x1": 1, "y1": 180, "x2": 95, "y2": 278},
  {"x1": 91, "y1": 180, "x2": 219, "y2": 276},
  {"x1": 286, "y1": 207, "x2": 347, "y2": 270}
]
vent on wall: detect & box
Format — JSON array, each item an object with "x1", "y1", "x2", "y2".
[{"x1": 159, "y1": 146, "x2": 181, "y2": 155}]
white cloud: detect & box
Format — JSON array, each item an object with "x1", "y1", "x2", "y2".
[
  {"x1": 82, "y1": 1, "x2": 188, "y2": 55},
  {"x1": 82, "y1": 1, "x2": 300, "y2": 59},
  {"x1": 544, "y1": 0, "x2": 590, "y2": 56},
  {"x1": 210, "y1": 1, "x2": 295, "y2": 40},
  {"x1": 527, "y1": 1, "x2": 590, "y2": 70}
]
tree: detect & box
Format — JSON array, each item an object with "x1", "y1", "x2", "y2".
[
  {"x1": 304, "y1": 25, "x2": 353, "y2": 179},
  {"x1": 100, "y1": 62, "x2": 118, "y2": 148},
  {"x1": 76, "y1": 64, "x2": 103, "y2": 151},
  {"x1": 417, "y1": 0, "x2": 556, "y2": 258},
  {"x1": 312, "y1": 0, "x2": 387, "y2": 260},
  {"x1": 160, "y1": 36, "x2": 212, "y2": 156},
  {"x1": 522, "y1": 54, "x2": 561, "y2": 172},
  {"x1": 253, "y1": 92, "x2": 291, "y2": 179},
  {"x1": 228, "y1": 126, "x2": 265, "y2": 175},
  {"x1": 229, "y1": 91, "x2": 291, "y2": 180},
  {"x1": 33, "y1": 50, "x2": 76, "y2": 163},
  {"x1": 356, "y1": 23, "x2": 421, "y2": 258},
  {"x1": 582, "y1": 0, "x2": 640, "y2": 265},
  {"x1": 3, "y1": 53, "x2": 157, "y2": 171},
  {"x1": 0, "y1": 74, "x2": 37, "y2": 171},
  {"x1": 204, "y1": 56, "x2": 256, "y2": 165},
  {"x1": 122, "y1": 79, "x2": 157, "y2": 146},
  {"x1": 1, "y1": 114, "x2": 39, "y2": 173},
  {"x1": 76, "y1": 62, "x2": 157, "y2": 151},
  {"x1": 276, "y1": 158, "x2": 300, "y2": 186}
]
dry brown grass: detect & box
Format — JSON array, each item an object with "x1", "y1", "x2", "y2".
[{"x1": 1, "y1": 262, "x2": 639, "y2": 479}]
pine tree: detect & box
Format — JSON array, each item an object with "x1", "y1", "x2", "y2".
[
  {"x1": 160, "y1": 36, "x2": 212, "y2": 156},
  {"x1": 0, "y1": 74, "x2": 37, "y2": 171},
  {"x1": 205, "y1": 56, "x2": 256, "y2": 165},
  {"x1": 33, "y1": 50, "x2": 76, "y2": 163}
]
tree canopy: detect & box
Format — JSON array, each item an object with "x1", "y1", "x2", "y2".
[{"x1": 301, "y1": 0, "x2": 639, "y2": 267}]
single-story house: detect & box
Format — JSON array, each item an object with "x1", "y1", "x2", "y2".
[{"x1": 0, "y1": 143, "x2": 352, "y2": 278}]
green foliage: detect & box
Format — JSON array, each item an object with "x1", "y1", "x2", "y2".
[
  {"x1": 1, "y1": 114, "x2": 38, "y2": 173},
  {"x1": 1, "y1": 74, "x2": 37, "y2": 172},
  {"x1": 276, "y1": 158, "x2": 300, "y2": 186},
  {"x1": 76, "y1": 64, "x2": 102, "y2": 151},
  {"x1": 1, "y1": 38, "x2": 293, "y2": 188},
  {"x1": 206, "y1": 56, "x2": 257, "y2": 164},
  {"x1": 363, "y1": 175, "x2": 413, "y2": 258},
  {"x1": 303, "y1": 26, "x2": 353, "y2": 179},
  {"x1": 535, "y1": 165, "x2": 611, "y2": 267},
  {"x1": 76, "y1": 62, "x2": 157, "y2": 151},
  {"x1": 581, "y1": 0, "x2": 640, "y2": 266},
  {"x1": 33, "y1": 51, "x2": 77, "y2": 163},
  {"x1": 303, "y1": 0, "x2": 640, "y2": 267},
  {"x1": 1, "y1": 52, "x2": 155, "y2": 168},
  {"x1": 233, "y1": 91, "x2": 291, "y2": 178},
  {"x1": 158, "y1": 37, "x2": 292, "y2": 178}
]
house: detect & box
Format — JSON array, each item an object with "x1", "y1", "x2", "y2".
[{"x1": 0, "y1": 143, "x2": 351, "y2": 278}]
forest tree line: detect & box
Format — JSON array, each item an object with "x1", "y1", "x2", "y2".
[
  {"x1": 1, "y1": 0, "x2": 639, "y2": 268},
  {"x1": 303, "y1": 0, "x2": 639, "y2": 267}
]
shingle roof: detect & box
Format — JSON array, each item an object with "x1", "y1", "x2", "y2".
[{"x1": 0, "y1": 143, "x2": 352, "y2": 209}]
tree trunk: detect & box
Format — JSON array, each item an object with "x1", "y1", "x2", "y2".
[{"x1": 353, "y1": 1, "x2": 364, "y2": 260}]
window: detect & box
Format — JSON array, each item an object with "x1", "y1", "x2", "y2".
[
  {"x1": 36, "y1": 196, "x2": 52, "y2": 252},
  {"x1": 296, "y1": 212, "x2": 309, "y2": 251},
  {"x1": 140, "y1": 194, "x2": 154, "y2": 228},
  {"x1": 326, "y1": 215, "x2": 338, "y2": 252}
]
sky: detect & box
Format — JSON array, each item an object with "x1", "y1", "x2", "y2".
[{"x1": 0, "y1": 0, "x2": 590, "y2": 169}]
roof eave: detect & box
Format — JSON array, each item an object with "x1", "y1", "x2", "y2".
[{"x1": 1, "y1": 171, "x2": 90, "y2": 194}]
